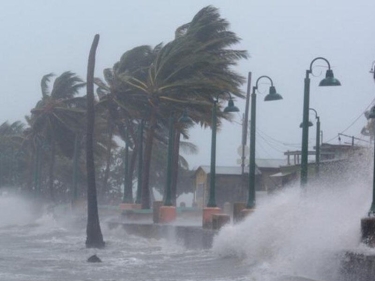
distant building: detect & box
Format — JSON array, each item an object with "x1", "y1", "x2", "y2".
[
  {"x1": 194, "y1": 160, "x2": 288, "y2": 208},
  {"x1": 194, "y1": 166, "x2": 253, "y2": 208},
  {"x1": 194, "y1": 143, "x2": 371, "y2": 208}
]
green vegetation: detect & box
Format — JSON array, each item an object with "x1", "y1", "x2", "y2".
[{"x1": 0, "y1": 6, "x2": 248, "y2": 210}]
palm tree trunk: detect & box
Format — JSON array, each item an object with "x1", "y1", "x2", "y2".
[
  {"x1": 102, "y1": 121, "x2": 113, "y2": 201},
  {"x1": 85, "y1": 34, "x2": 105, "y2": 249},
  {"x1": 72, "y1": 134, "x2": 80, "y2": 205},
  {"x1": 127, "y1": 123, "x2": 137, "y2": 193},
  {"x1": 171, "y1": 128, "x2": 180, "y2": 206},
  {"x1": 48, "y1": 141, "x2": 56, "y2": 202},
  {"x1": 141, "y1": 110, "x2": 157, "y2": 209},
  {"x1": 27, "y1": 153, "x2": 34, "y2": 194},
  {"x1": 129, "y1": 140, "x2": 138, "y2": 198}
]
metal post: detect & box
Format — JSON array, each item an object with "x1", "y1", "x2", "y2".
[
  {"x1": 164, "y1": 114, "x2": 175, "y2": 206},
  {"x1": 301, "y1": 57, "x2": 340, "y2": 187},
  {"x1": 207, "y1": 100, "x2": 217, "y2": 207},
  {"x1": 301, "y1": 70, "x2": 311, "y2": 187},
  {"x1": 242, "y1": 72, "x2": 252, "y2": 175},
  {"x1": 247, "y1": 86, "x2": 256, "y2": 209},
  {"x1": 369, "y1": 138, "x2": 375, "y2": 216},
  {"x1": 135, "y1": 120, "x2": 144, "y2": 204},
  {"x1": 316, "y1": 117, "x2": 320, "y2": 177}
]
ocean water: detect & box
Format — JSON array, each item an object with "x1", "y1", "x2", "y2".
[
  {"x1": 0, "y1": 196, "x2": 249, "y2": 281},
  {"x1": 1, "y1": 161, "x2": 374, "y2": 281}
]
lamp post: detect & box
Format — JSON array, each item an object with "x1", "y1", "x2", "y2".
[
  {"x1": 360, "y1": 64, "x2": 375, "y2": 246},
  {"x1": 309, "y1": 108, "x2": 321, "y2": 178},
  {"x1": 368, "y1": 106, "x2": 375, "y2": 216},
  {"x1": 361, "y1": 105, "x2": 375, "y2": 246},
  {"x1": 300, "y1": 57, "x2": 341, "y2": 187},
  {"x1": 207, "y1": 95, "x2": 239, "y2": 207},
  {"x1": 202, "y1": 94, "x2": 239, "y2": 228},
  {"x1": 246, "y1": 75, "x2": 283, "y2": 209}
]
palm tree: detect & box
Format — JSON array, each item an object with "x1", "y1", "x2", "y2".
[
  {"x1": 91, "y1": 6, "x2": 247, "y2": 209},
  {"x1": 85, "y1": 34, "x2": 105, "y2": 249},
  {"x1": 0, "y1": 121, "x2": 25, "y2": 188},
  {"x1": 30, "y1": 71, "x2": 86, "y2": 201},
  {"x1": 116, "y1": 6, "x2": 248, "y2": 208}
]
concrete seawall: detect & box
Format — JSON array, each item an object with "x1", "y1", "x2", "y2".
[
  {"x1": 340, "y1": 250, "x2": 375, "y2": 281},
  {"x1": 107, "y1": 221, "x2": 217, "y2": 249}
]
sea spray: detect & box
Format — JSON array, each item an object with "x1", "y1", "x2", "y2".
[
  {"x1": 0, "y1": 195, "x2": 35, "y2": 227},
  {"x1": 213, "y1": 175, "x2": 372, "y2": 280}
]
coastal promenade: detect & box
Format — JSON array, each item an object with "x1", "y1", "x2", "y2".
[{"x1": 105, "y1": 206, "x2": 219, "y2": 249}]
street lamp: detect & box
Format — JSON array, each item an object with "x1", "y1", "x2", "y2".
[
  {"x1": 360, "y1": 65, "x2": 375, "y2": 246},
  {"x1": 207, "y1": 95, "x2": 239, "y2": 208},
  {"x1": 247, "y1": 75, "x2": 283, "y2": 209},
  {"x1": 361, "y1": 105, "x2": 375, "y2": 246},
  {"x1": 300, "y1": 57, "x2": 341, "y2": 187},
  {"x1": 309, "y1": 108, "x2": 321, "y2": 178},
  {"x1": 367, "y1": 106, "x2": 375, "y2": 216}
]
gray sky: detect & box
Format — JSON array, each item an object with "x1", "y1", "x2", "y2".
[{"x1": 1, "y1": 0, "x2": 375, "y2": 169}]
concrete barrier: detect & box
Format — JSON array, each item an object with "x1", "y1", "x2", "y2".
[
  {"x1": 340, "y1": 250, "x2": 375, "y2": 281},
  {"x1": 212, "y1": 214, "x2": 230, "y2": 230},
  {"x1": 202, "y1": 207, "x2": 221, "y2": 228},
  {"x1": 107, "y1": 221, "x2": 217, "y2": 249},
  {"x1": 233, "y1": 202, "x2": 246, "y2": 223}
]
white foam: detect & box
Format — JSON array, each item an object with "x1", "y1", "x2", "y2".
[
  {"x1": 0, "y1": 195, "x2": 35, "y2": 227},
  {"x1": 213, "y1": 165, "x2": 372, "y2": 280}
]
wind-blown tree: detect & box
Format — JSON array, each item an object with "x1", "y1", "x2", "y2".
[
  {"x1": 149, "y1": 134, "x2": 197, "y2": 200},
  {"x1": 94, "y1": 65, "x2": 150, "y2": 203},
  {"x1": 93, "y1": 6, "x2": 247, "y2": 209},
  {"x1": 29, "y1": 71, "x2": 86, "y2": 201},
  {"x1": 116, "y1": 6, "x2": 248, "y2": 208},
  {"x1": 94, "y1": 75, "x2": 125, "y2": 201},
  {"x1": 85, "y1": 34, "x2": 105, "y2": 249},
  {"x1": 0, "y1": 121, "x2": 25, "y2": 188}
]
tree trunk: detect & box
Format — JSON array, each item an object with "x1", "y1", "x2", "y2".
[
  {"x1": 171, "y1": 128, "x2": 180, "y2": 206},
  {"x1": 129, "y1": 140, "x2": 138, "y2": 197},
  {"x1": 85, "y1": 34, "x2": 105, "y2": 249},
  {"x1": 48, "y1": 140, "x2": 56, "y2": 202},
  {"x1": 27, "y1": 152, "x2": 34, "y2": 194},
  {"x1": 102, "y1": 121, "x2": 113, "y2": 202},
  {"x1": 72, "y1": 134, "x2": 81, "y2": 205},
  {"x1": 141, "y1": 110, "x2": 157, "y2": 209},
  {"x1": 127, "y1": 122, "x2": 137, "y2": 191}
]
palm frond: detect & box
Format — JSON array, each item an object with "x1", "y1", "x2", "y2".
[{"x1": 41, "y1": 73, "x2": 55, "y2": 98}]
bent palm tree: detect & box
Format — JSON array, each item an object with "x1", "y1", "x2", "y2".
[
  {"x1": 117, "y1": 6, "x2": 248, "y2": 208},
  {"x1": 30, "y1": 71, "x2": 86, "y2": 201}
]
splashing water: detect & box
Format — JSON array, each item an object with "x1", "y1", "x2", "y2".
[
  {"x1": 213, "y1": 168, "x2": 374, "y2": 280},
  {"x1": 0, "y1": 194, "x2": 251, "y2": 281},
  {"x1": 0, "y1": 195, "x2": 36, "y2": 228}
]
